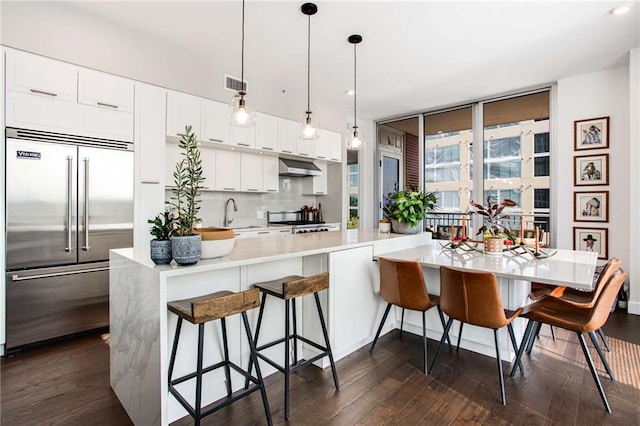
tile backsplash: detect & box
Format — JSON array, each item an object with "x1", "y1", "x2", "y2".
[{"x1": 165, "y1": 177, "x2": 318, "y2": 228}]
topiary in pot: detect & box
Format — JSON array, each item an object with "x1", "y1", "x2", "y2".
[{"x1": 171, "y1": 125, "x2": 205, "y2": 265}]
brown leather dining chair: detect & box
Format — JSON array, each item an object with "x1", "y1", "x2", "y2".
[
  {"x1": 428, "y1": 266, "x2": 523, "y2": 405},
  {"x1": 510, "y1": 268, "x2": 626, "y2": 413},
  {"x1": 370, "y1": 257, "x2": 451, "y2": 374},
  {"x1": 527, "y1": 257, "x2": 621, "y2": 352}
]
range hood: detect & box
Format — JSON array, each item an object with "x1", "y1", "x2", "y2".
[{"x1": 278, "y1": 158, "x2": 322, "y2": 177}]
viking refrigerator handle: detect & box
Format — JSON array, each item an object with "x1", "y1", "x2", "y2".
[
  {"x1": 66, "y1": 156, "x2": 73, "y2": 252},
  {"x1": 83, "y1": 157, "x2": 90, "y2": 251}
]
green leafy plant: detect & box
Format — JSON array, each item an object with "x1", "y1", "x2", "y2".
[
  {"x1": 469, "y1": 196, "x2": 516, "y2": 241},
  {"x1": 347, "y1": 216, "x2": 359, "y2": 229},
  {"x1": 383, "y1": 189, "x2": 436, "y2": 228},
  {"x1": 171, "y1": 125, "x2": 205, "y2": 236},
  {"x1": 148, "y1": 211, "x2": 174, "y2": 240}
]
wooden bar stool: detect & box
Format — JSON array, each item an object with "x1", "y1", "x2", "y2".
[
  {"x1": 167, "y1": 288, "x2": 272, "y2": 426},
  {"x1": 246, "y1": 272, "x2": 339, "y2": 420}
]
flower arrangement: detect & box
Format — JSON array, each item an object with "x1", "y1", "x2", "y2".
[{"x1": 469, "y1": 196, "x2": 516, "y2": 242}]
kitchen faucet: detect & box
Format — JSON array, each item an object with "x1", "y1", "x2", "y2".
[{"x1": 223, "y1": 198, "x2": 238, "y2": 227}]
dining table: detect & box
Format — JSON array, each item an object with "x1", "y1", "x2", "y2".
[{"x1": 375, "y1": 240, "x2": 599, "y2": 359}]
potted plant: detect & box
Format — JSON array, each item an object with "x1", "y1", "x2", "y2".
[
  {"x1": 171, "y1": 125, "x2": 205, "y2": 265},
  {"x1": 469, "y1": 196, "x2": 517, "y2": 253},
  {"x1": 148, "y1": 211, "x2": 174, "y2": 265},
  {"x1": 383, "y1": 189, "x2": 436, "y2": 234}
]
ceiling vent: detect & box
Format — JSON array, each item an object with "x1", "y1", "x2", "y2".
[{"x1": 225, "y1": 75, "x2": 248, "y2": 92}]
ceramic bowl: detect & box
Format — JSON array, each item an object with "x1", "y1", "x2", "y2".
[{"x1": 195, "y1": 228, "x2": 236, "y2": 259}]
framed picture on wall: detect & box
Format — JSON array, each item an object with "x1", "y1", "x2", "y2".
[
  {"x1": 573, "y1": 227, "x2": 608, "y2": 260},
  {"x1": 574, "y1": 191, "x2": 608, "y2": 222},
  {"x1": 574, "y1": 116, "x2": 609, "y2": 151},
  {"x1": 574, "y1": 153, "x2": 609, "y2": 186}
]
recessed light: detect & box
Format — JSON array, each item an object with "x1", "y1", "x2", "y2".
[
  {"x1": 610, "y1": 4, "x2": 631, "y2": 15},
  {"x1": 345, "y1": 89, "x2": 355, "y2": 96}
]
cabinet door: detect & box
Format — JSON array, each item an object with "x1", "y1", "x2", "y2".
[
  {"x1": 241, "y1": 153, "x2": 263, "y2": 192},
  {"x1": 6, "y1": 49, "x2": 78, "y2": 102},
  {"x1": 6, "y1": 91, "x2": 81, "y2": 134},
  {"x1": 81, "y1": 106, "x2": 134, "y2": 142},
  {"x1": 201, "y1": 99, "x2": 229, "y2": 144},
  {"x1": 200, "y1": 147, "x2": 216, "y2": 191},
  {"x1": 262, "y1": 156, "x2": 279, "y2": 193},
  {"x1": 295, "y1": 133, "x2": 315, "y2": 157},
  {"x1": 278, "y1": 119, "x2": 296, "y2": 154},
  {"x1": 314, "y1": 132, "x2": 330, "y2": 160},
  {"x1": 230, "y1": 125, "x2": 256, "y2": 149},
  {"x1": 215, "y1": 150, "x2": 241, "y2": 191},
  {"x1": 327, "y1": 130, "x2": 343, "y2": 162},
  {"x1": 165, "y1": 142, "x2": 180, "y2": 188},
  {"x1": 134, "y1": 83, "x2": 166, "y2": 184},
  {"x1": 301, "y1": 161, "x2": 327, "y2": 195},
  {"x1": 256, "y1": 113, "x2": 279, "y2": 152},
  {"x1": 166, "y1": 91, "x2": 201, "y2": 138},
  {"x1": 78, "y1": 69, "x2": 134, "y2": 112}
]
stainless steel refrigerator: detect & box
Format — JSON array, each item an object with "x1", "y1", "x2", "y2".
[{"x1": 5, "y1": 128, "x2": 133, "y2": 350}]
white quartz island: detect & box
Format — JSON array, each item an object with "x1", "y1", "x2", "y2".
[{"x1": 109, "y1": 230, "x2": 432, "y2": 425}]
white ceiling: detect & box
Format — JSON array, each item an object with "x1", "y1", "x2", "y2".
[{"x1": 66, "y1": 1, "x2": 638, "y2": 122}]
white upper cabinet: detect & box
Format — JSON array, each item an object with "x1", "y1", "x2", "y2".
[
  {"x1": 327, "y1": 130, "x2": 343, "y2": 163},
  {"x1": 201, "y1": 99, "x2": 229, "y2": 144},
  {"x1": 215, "y1": 150, "x2": 241, "y2": 191},
  {"x1": 229, "y1": 124, "x2": 256, "y2": 149},
  {"x1": 164, "y1": 142, "x2": 180, "y2": 187},
  {"x1": 240, "y1": 153, "x2": 263, "y2": 192},
  {"x1": 78, "y1": 69, "x2": 134, "y2": 112},
  {"x1": 6, "y1": 91, "x2": 81, "y2": 134},
  {"x1": 278, "y1": 119, "x2": 296, "y2": 154},
  {"x1": 262, "y1": 156, "x2": 279, "y2": 193},
  {"x1": 135, "y1": 83, "x2": 166, "y2": 185},
  {"x1": 295, "y1": 132, "x2": 315, "y2": 158},
  {"x1": 314, "y1": 133, "x2": 330, "y2": 160},
  {"x1": 6, "y1": 49, "x2": 77, "y2": 102},
  {"x1": 200, "y1": 147, "x2": 216, "y2": 191},
  {"x1": 166, "y1": 91, "x2": 201, "y2": 138},
  {"x1": 256, "y1": 113, "x2": 279, "y2": 152},
  {"x1": 80, "y1": 105, "x2": 134, "y2": 141},
  {"x1": 301, "y1": 161, "x2": 328, "y2": 195}
]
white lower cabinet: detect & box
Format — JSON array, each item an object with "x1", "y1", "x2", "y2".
[
  {"x1": 240, "y1": 153, "x2": 263, "y2": 192},
  {"x1": 301, "y1": 161, "x2": 327, "y2": 195},
  {"x1": 215, "y1": 150, "x2": 241, "y2": 191}
]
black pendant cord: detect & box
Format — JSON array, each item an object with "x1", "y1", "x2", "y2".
[
  {"x1": 353, "y1": 42, "x2": 357, "y2": 131},
  {"x1": 306, "y1": 13, "x2": 311, "y2": 114},
  {"x1": 241, "y1": 0, "x2": 246, "y2": 95}
]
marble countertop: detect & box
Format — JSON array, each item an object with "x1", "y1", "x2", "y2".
[
  {"x1": 378, "y1": 241, "x2": 598, "y2": 290},
  {"x1": 114, "y1": 230, "x2": 429, "y2": 277}
]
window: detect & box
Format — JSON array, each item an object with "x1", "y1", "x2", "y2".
[
  {"x1": 349, "y1": 194, "x2": 358, "y2": 218},
  {"x1": 534, "y1": 133, "x2": 549, "y2": 153},
  {"x1": 425, "y1": 145, "x2": 461, "y2": 183},
  {"x1": 534, "y1": 188, "x2": 550, "y2": 209},
  {"x1": 483, "y1": 189, "x2": 521, "y2": 209},
  {"x1": 533, "y1": 132, "x2": 550, "y2": 177},
  {"x1": 433, "y1": 191, "x2": 460, "y2": 210},
  {"x1": 348, "y1": 164, "x2": 358, "y2": 188},
  {"x1": 483, "y1": 136, "x2": 522, "y2": 179},
  {"x1": 534, "y1": 157, "x2": 550, "y2": 177}
]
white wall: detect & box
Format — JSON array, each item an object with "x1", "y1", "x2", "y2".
[
  {"x1": 556, "y1": 66, "x2": 630, "y2": 281},
  {"x1": 628, "y1": 48, "x2": 640, "y2": 314}
]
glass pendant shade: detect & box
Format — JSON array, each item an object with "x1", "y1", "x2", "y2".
[
  {"x1": 230, "y1": 92, "x2": 256, "y2": 127},
  {"x1": 299, "y1": 111, "x2": 320, "y2": 140},
  {"x1": 346, "y1": 127, "x2": 363, "y2": 151}
]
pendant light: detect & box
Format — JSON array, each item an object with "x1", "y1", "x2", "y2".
[
  {"x1": 299, "y1": 3, "x2": 320, "y2": 140},
  {"x1": 230, "y1": 0, "x2": 256, "y2": 127},
  {"x1": 346, "y1": 34, "x2": 363, "y2": 151}
]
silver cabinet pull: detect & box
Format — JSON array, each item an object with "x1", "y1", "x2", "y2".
[
  {"x1": 317, "y1": 156, "x2": 326, "y2": 159},
  {"x1": 30, "y1": 89, "x2": 57, "y2": 97},
  {"x1": 82, "y1": 157, "x2": 90, "y2": 250},
  {"x1": 97, "y1": 102, "x2": 119, "y2": 109},
  {"x1": 223, "y1": 187, "x2": 236, "y2": 191},
  {"x1": 258, "y1": 231, "x2": 269, "y2": 235},
  {"x1": 261, "y1": 147, "x2": 274, "y2": 151},
  {"x1": 237, "y1": 143, "x2": 251, "y2": 147},
  {"x1": 247, "y1": 188, "x2": 259, "y2": 192},
  {"x1": 208, "y1": 138, "x2": 223, "y2": 143},
  {"x1": 66, "y1": 156, "x2": 73, "y2": 252},
  {"x1": 12, "y1": 266, "x2": 109, "y2": 282},
  {"x1": 281, "y1": 150, "x2": 292, "y2": 153},
  {"x1": 267, "y1": 189, "x2": 277, "y2": 192}
]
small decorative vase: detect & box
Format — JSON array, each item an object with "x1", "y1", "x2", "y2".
[
  {"x1": 171, "y1": 234, "x2": 202, "y2": 266},
  {"x1": 379, "y1": 220, "x2": 391, "y2": 233},
  {"x1": 391, "y1": 219, "x2": 421, "y2": 234},
  {"x1": 484, "y1": 237, "x2": 504, "y2": 254},
  {"x1": 150, "y1": 239, "x2": 172, "y2": 265}
]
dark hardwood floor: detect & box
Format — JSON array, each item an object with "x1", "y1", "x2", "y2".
[{"x1": 2, "y1": 311, "x2": 640, "y2": 425}]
